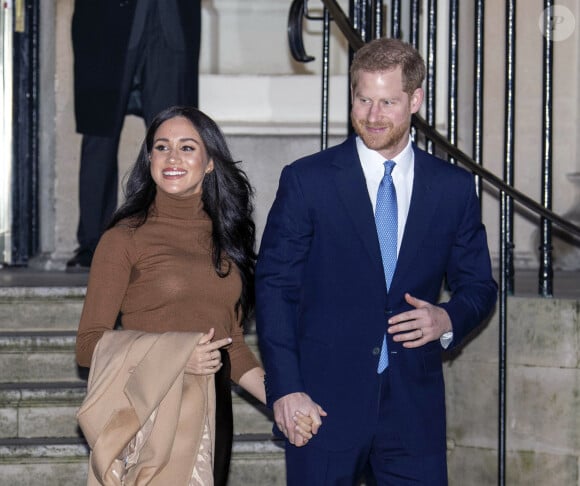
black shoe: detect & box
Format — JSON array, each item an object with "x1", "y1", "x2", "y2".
[{"x1": 66, "y1": 248, "x2": 93, "y2": 273}]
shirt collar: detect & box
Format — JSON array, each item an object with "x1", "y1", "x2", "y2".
[{"x1": 356, "y1": 136, "x2": 414, "y2": 177}]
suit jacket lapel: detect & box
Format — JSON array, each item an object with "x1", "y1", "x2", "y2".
[
  {"x1": 393, "y1": 146, "x2": 439, "y2": 288},
  {"x1": 332, "y1": 138, "x2": 384, "y2": 277},
  {"x1": 330, "y1": 140, "x2": 441, "y2": 294}
]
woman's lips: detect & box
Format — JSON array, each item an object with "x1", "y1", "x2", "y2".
[{"x1": 162, "y1": 168, "x2": 187, "y2": 178}]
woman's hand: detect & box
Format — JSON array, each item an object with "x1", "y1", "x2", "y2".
[
  {"x1": 293, "y1": 411, "x2": 315, "y2": 444},
  {"x1": 185, "y1": 328, "x2": 232, "y2": 375}
]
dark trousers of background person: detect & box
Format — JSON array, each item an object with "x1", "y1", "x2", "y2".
[{"x1": 75, "y1": 7, "x2": 198, "y2": 258}]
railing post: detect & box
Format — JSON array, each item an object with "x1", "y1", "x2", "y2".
[
  {"x1": 499, "y1": 1, "x2": 517, "y2": 483},
  {"x1": 347, "y1": 0, "x2": 358, "y2": 137},
  {"x1": 320, "y1": 6, "x2": 331, "y2": 151},
  {"x1": 372, "y1": 0, "x2": 383, "y2": 40},
  {"x1": 350, "y1": 0, "x2": 372, "y2": 42},
  {"x1": 539, "y1": 0, "x2": 554, "y2": 297},
  {"x1": 390, "y1": 0, "x2": 401, "y2": 39},
  {"x1": 425, "y1": 0, "x2": 437, "y2": 153},
  {"x1": 409, "y1": 0, "x2": 420, "y2": 49},
  {"x1": 473, "y1": 0, "x2": 485, "y2": 200},
  {"x1": 498, "y1": 222, "x2": 508, "y2": 486},
  {"x1": 503, "y1": 4, "x2": 516, "y2": 296},
  {"x1": 447, "y1": 0, "x2": 459, "y2": 165}
]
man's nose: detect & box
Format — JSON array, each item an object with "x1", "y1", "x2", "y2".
[{"x1": 368, "y1": 103, "x2": 382, "y2": 121}]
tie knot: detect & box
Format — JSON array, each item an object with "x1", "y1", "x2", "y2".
[{"x1": 384, "y1": 160, "x2": 396, "y2": 176}]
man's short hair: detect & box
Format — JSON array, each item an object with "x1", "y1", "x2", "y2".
[{"x1": 350, "y1": 37, "x2": 426, "y2": 95}]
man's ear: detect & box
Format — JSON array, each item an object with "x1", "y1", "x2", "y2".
[{"x1": 410, "y1": 88, "x2": 424, "y2": 114}]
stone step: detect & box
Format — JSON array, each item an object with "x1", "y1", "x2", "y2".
[
  {"x1": 0, "y1": 382, "x2": 273, "y2": 440},
  {"x1": 0, "y1": 331, "x2": 261, "y2": 383},
  {"x1": 0, "y1": 287, "x2": 85, "y2": 332},
  {"x1": 0, "y1": 434, "x2": 286, "y2": 486},
  {"x1": 0, "y1": 332, "x2": 84, "y2": 383},
  {"x1": 0, "y1": 382, "x2": 85, "y2": 440}
]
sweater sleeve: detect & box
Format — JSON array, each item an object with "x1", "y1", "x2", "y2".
[
  {"x1": 227, "y1": 309, "x2": 261, "y2": 384},
  {"x1": 75, "y1": 226, "x2": 136, "y2": 368}
]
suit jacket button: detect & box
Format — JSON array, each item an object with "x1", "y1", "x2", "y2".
[{"x1": 372, "y1": 347, "x2": 381, "y2": 356}]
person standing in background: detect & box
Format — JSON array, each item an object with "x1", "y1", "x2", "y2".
[{"x1": 67, "y1": 0, "x2": 201, "y2": 271}]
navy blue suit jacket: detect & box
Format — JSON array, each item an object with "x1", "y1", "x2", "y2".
[{"x1": 256, "y1": 136, "x2": 497, "y2": 454}]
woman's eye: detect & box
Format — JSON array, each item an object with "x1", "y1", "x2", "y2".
[
  {"x1": 154, "y1": 144, "x2": 167, "y2": 151},
  {"x1": 181, "y1": 145, "x2": 194, "y2": 152}
]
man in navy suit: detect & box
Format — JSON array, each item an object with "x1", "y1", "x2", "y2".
[{"x1": 256, "y1": 37, "x2": 497, "y2": 485}]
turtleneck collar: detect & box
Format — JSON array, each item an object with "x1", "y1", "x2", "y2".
[{"x1": 152, "y1": 189, "x2": 206, "y2": 221}]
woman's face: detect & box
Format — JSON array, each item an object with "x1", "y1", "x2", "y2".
[{"x1": 149, "y1": 116, "x2": 214, "y2": 198}]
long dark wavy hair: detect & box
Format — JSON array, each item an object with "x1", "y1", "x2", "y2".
[{"x1": 108, "y1": 105, "x2": 257, "y2": 326}]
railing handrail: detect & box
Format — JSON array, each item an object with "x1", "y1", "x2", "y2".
[
  {"x1": 292, "y1": 0, "x2": 580, "y2": 239},
  {"x1": 412, "y1": 115, "x2": 580, "y2": 238}
]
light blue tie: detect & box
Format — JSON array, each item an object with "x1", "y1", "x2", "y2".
[{"x1": 375, "y1": 160, "x2": 397, "y2": 373}]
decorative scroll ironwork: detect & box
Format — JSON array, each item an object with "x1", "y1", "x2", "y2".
[{"x1": 288, "y1": 0, "x2": 315, "y2": 63}]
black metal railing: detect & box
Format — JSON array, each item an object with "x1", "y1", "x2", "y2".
[{"x1": 288, "y1": 1, "x2": 580, "y2": 485}]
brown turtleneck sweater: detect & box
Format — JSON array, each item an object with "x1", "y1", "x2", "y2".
[{"x1": 75, "y1": 190, "x2": 260, "y2": 383}]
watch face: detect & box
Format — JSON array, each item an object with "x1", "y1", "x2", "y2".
[{"x1": 441, "y1": 331, "x2": 453, "y2": 349}]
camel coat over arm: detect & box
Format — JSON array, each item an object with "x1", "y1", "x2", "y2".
[{"x1": 77, "y1": 330, "x2": 215, "y2": 486}]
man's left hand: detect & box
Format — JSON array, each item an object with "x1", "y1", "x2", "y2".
[{"x1": 387, "y1": 293, "x2": 452, "y2": 348}]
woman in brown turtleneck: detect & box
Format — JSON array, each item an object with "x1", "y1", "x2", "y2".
[{"x1": 76, "y1": 106, "x2": 312, "y2": 485}]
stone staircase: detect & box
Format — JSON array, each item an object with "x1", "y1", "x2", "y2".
[
  {"x1": 1, "y1": 270, "x2": 579, "y2": 485},
  {"x1": 0, "y1": 284, "x2": 285, "y2": 485}
]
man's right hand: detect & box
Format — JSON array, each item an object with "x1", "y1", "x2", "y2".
[{"x1": 273, "y1": 392, "x2": 327, "y2": 447}]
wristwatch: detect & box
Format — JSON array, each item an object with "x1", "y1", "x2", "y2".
[{"x1": 440, "y1": 331, "x2": 454, "y2": 349}]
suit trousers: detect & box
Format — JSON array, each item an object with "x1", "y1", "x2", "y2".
[
  {"x1": 284, "y1": 370, "x2": 448, "y2": 486},
  {"x1": 76, "y1": 4, "x2": 198, "y2": 252}
]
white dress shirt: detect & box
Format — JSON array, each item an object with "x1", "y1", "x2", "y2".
[
  {"x1": 357, "y1": 136, "x2": 414, "y2": 256},
  {"x1": 356, "y1": 136, "x2": 454, "y2": 349}
]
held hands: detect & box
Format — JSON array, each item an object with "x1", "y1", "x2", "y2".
[
  {"x1": 273, "y1": 392, "x2": 327, "y2": 447},
  {"x1": 293, "y1": 411, "x2": 315, "y2": 443},
  {"x1": 387, "y1": 293, "x2": 452, "y2": 348},
  {"x1": 185, "y1": 328, "x2": 232, "y2": 375}
]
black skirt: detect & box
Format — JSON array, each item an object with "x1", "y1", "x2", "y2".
[{"x1": 213, "y1": 349, "x2": 233, "y2": 486}]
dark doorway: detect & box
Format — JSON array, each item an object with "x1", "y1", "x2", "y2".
[{"x1": 2, "y1": 0, "x2": 40, "y2": 266}]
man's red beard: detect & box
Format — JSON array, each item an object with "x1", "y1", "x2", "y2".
[{"x1": 351, "y1": 115, "x2": 409, "y2": 154}]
